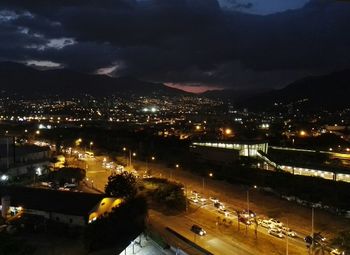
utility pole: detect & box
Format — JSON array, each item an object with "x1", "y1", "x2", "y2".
[
  {"x1": 311, "y1": 207, "x2": 314, "y2": 255},
  {"x1": 129, "y1": 150, "x2": 132, "y2": 167},
  {"x1": 185, "y1": 184, "x2": 188, "y2": 212},
  {"x1": 202, "y1": 177, "x2": 205, "y2": 194},
  {"x1": 286, "y1": 218, "x2": 289, "y2": 255},
  {"x1": 247, "y1": 190, "x2": 250, "y2": 215}
]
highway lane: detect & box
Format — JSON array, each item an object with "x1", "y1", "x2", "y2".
[
  {"x1": 73, "y1": 156, "x2": 314, "y2": 254},
  {"x1": 149, "y1": 210, "x2": 256, "y2": 255}
]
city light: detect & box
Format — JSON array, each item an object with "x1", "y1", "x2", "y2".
[
  {"x1": 225, "y1": 128, "x2": 232, "y2": 135},
  {"x1": 0, "y1": 175, "x2": 9, "y2": 181}
]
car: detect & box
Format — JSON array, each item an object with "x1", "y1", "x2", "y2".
[
  {"x1": 191, "y1": 225, "x2": 206, "y2": 236},
  {"x1": 214, "y1": 202, "x2": 225, "y2": 210},
  {"x1": 209, "y1": 197, "x2": 219, "y2": 203},
  {"x1": 268, "y1": 218, "x2": 283, "y2": 228},
  {"x1": 281, "y1": 227, "x2": 297, "y2": 237},
  {"x1": 314, "y1": 232, "x2": 326, "y2": 243},
  {"x1": 259, "y1": 219, "x2": 271, "y2": 229},
  {"x1": 64, "y1": 183, "x2": 77, "y2": 188},
  {"x1": 199, "y1": 198, "x2": 207, "y2": 205},
  {"x1": 304, "y1": 235, "x2": 313, "y2": 247},
  {"x1": 192, "y1": 190, "x2": 199, "y2": 196},
  {"x1": 242, "y1": 210, "x2": 256, "y2": 218},
  {"x1": 218, "y1": 209, "x2": 230, "y2": 217},
  {"x1": 330, "y1": 248, "x2": 345, "y2": 255},
  {"x1": 268, "y1": 228, "x2": 284, "y2": 238},
  {"x1": 239, "y1": 216, "x2": 251, "y2": 225},
  {"x1": 189, "y1": 197, "x2": 199, "y2": 203}
]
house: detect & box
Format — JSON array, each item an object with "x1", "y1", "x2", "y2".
[{"x1": 0, "y1": 186, "x2": 123, "y2": 226}]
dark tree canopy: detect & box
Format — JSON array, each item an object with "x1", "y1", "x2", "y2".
[
  {"x1": 105, "y1": 172, "x2": 137, "y2": 199},
  {"x1": 50, "y1": 167, "x2": 86, "y2": 186}
]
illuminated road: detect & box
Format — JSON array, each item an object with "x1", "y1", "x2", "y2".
[{"x1": 71, "y1": 156, "x2": 313, "y2": 254}]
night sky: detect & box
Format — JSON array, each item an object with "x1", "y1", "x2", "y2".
[{"x1": 0, "y1": 0, "x2": 350, "y2": 93}]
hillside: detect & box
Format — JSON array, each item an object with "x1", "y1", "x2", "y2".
[
  {"x1": 240, "y1": 70, "x2": 350, "y2": 111},
  {"x1": 0, "y1": 62, "x2": 188, "y2": 98}
]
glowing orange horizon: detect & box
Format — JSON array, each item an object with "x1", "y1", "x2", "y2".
[{"x1": 165, "y1": 82, "x2": 224, "y2": 94}]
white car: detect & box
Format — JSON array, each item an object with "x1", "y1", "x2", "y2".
[
  {"x1": 281, "y1": 227, "x2": 297, "y2": 237},
  {"x1": 268, "y1": 218, "x2": 283, "y2": 228},
  {"x1": 218, "y1": 209, "x2": 230, "y2": 217},
  {"x1": 259, "y1": 219, "x2": 271, "y2": 229},
  {"x1": 268, "y1": 228, "x2": 284, "y2": 238},
  {"x1": 189, "y1": 197, "x2": 199, "y2": 203},
  {"x1": 330, "y1": 248, "x2": 345, "y2": 255},
  {"x1": 209, "y1": 197, "x2": 219, "y2": 203},
  {"x1": 199, "y1": 198, "x2": 207, "y2": 204}
]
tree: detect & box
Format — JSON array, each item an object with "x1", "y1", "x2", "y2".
[
  {"x1": 50, "y1": 167, "x2": 85, "y2": 186},
  {"x1": 85, "y1": 196, "x2": 148, "y2": 251},
  {"x1": 105, "y1": 172, "x2": 137, "y2": 199},
  {"x1": 331, "y1": 231, "x2": 350, "y2": 254}
]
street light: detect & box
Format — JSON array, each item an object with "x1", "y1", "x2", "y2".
[
  {"x1": 247, "y1": 185, "x2": 258, "y2": 218},
  {"x1": 89, "y1": 141, "x2": 93, "y2": 151},
  {"x1": 202, "y1": 172, "x2": 214, "y2": 194},
  {"x1": 75, "y1": 138, "x2": 82, "y2": 146},
  {"x1": 146, "y1": 156, "x2": 156, "y2": 172},
  {"x1": 225, "y1": 128, "x2": 232, "y2": 135}
]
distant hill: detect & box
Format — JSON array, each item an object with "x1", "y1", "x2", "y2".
[
  {"x1": 239, "y1": 70, "x2": 350, "y2": 111},
  {"x1": 201, "y1": 88, "x2": 271, "y2": 103},
  {"x1": 0, "y1": 62, "x2": 188, "y2": 97}
]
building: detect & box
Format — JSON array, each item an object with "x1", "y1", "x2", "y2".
[
  {"x1": 190, "y1": 140, "x2": 268, "y2": 164},
  {"x1": 0, "y1": 136, "x2": 51, "y2": 178},
  {"x1": 190, "y1": 140, "x2": 350, "y2": 183},
  {"x1": 0, "y1": 186, "x2": 123, "y2": 226}
]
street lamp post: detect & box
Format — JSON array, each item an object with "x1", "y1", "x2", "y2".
[
  {"x1": 286, "y1": 218, "x2": 289, "y2": 255},
  {"x1": 202, "y1": 172, "x2": 213, "y2": 195},
  {"x1": 247, "y1": 185, "x2": 257, "y2": 215},
  {"x1": 311, "y1": 207, "x2": 314, "y2": 255},
  {"x1": 89, "y1": 141, "x2": 93, "y2": 151}
]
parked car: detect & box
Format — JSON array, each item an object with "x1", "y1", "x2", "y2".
[
  {"x1": 199, "y1": 198, "x2": 207, "y2": 204},
  {"x1": 64, "y1": 183, "x2": 77, "y2": 188},
  {"x1": 304, "y1": 235, "x2": 313, "y2": 247},
  {"x1": 258, "y1": 219, "x2": 271, "y2": 229},
  {"x1": 330, "y1": 248, "x2": 345, "y2": 255},
  {"x1": 314, "y1": 232, "x2": 326, "y2": 243},
  {"x1": 192, "y1": 190, "x2": 199, "y2": 196},
  {"x1": 191, "y1": 225, "x2": 206, "y2": 236},
  {"x1": 218, "y1": 209, "x2": 230, "y2": 217},
  {"x1": 281, "y1": 227, "x2": 297, "y2": 237},
  {"x1": 239, "y1": 216, "x2": 251, "y2": 225},
  {"x1": 214, "y1": 202, "x2": 225, "y2": 210},
  {"x1": 268, "y1": 228, "x2": 284, "y2": 238},
  {"x1": 242, "y1": 210, "x2": 256, "y2": 218},
  {"x1": 209, "y1": 197, "x2": 219, "y2": 203},
  {"x1": 268, "y1": 218, "x2": 283, "y2": 228},
  {"x1": 189, "y1": 197, "x2": 199, "y2": 203}
]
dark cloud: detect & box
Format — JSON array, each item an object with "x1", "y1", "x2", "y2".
[{"x1": 0, "y1": 0, "x2": 350, "y2": 89}]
